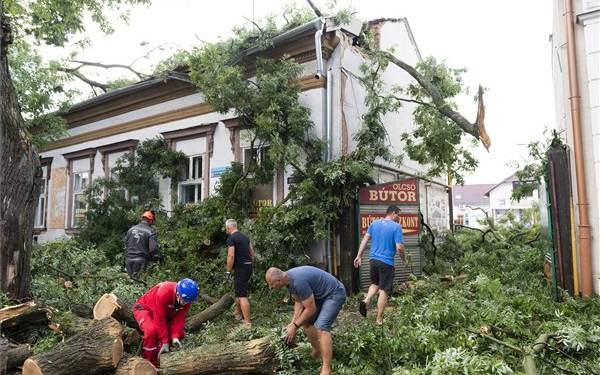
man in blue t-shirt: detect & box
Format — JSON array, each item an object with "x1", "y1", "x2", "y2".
[
  {"x1": 266, "y1": 266, "x2": 346, "y2": 375},
  {"x1": 354, "y1": 204, "x2": 407, "y2": 324}
]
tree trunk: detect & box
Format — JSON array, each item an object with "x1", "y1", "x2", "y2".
[
  {"x1": 49, "y1": 310, "x2": 140, "y2": 345},
  {"x1": 93, "y1": 293, "x2": 139, "y2": 330},
  {"x1": 115, "y1": 354, "x2": 156, "y2": 375},
  {"x1": 187, "y1": 294, "x2": 234, "y2": 332},
  {"x1": 158, "y1": 336, "x2": 277, "y2": 375},
  {"x1": 3, "y1": 343, "x2": 33, "y2": 371},
  {"x1": 0, "y1": 302, "x2": 49, "y2": 341},
  {"x1": 22, "y1": 318, "x2": 124, "y2": 375},
  {"x1": 0, "y1": 8, "x2": 41, "y2": 300}
]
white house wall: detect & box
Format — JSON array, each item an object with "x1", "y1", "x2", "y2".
[{"x1": 552, "y1": 0, "x2": 600, "y2": 293}]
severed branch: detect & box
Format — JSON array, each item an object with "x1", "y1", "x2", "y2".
[
  {"x1": 419, "y1": 212, "x2": 437, "y2": 270},
  {"x1": 376, "y1": 51, "x2": 491, "y2": 151},
  {"x1": 58, "y1": 67, "x2": 110, "y2": 93},
  {"x1": 305, "y1": 0, "x2": 323, "y2": 17}
]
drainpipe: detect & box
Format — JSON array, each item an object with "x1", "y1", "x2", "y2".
[
  {"x1": 315, "y1": 20, "x2": 325, "y2": 79},
  {"x1": 564, "y1": 0, "x2": 592, "y2": 296},
  {"x1": 325, "y1": 68, "x2": 333, "y2": 273}
]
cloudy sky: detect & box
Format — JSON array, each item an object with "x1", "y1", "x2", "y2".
[{"x1": 60, "y1": 0, "x2": 555, "y2": 185}]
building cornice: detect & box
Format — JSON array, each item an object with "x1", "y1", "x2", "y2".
[{"x1": 44, "y1": 76, "x2": 325, "y2": 151}]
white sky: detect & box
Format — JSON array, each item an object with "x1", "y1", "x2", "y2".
[{"x1": 55, "y1": 0, "x2": 555, "y2": 185}]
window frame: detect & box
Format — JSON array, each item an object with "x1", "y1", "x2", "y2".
[
  {"x1": 34, "y1": 157, "x2": 53, "y2": 230},
  {"x1": 63, "y1": 148, "x2": 96, "y2": 230}
]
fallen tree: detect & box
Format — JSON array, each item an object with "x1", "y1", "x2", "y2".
[
  {"x1": 158, "y1": 336, "x2": 277, "y2": 375},
  {"x1": 0, "y1": 301, "x2": 49, "y2": 341},
  {"x1": 93, "y1": 293, "x2": 235, "y2": 333},
  {"x1": 94, "y1": 293, "x2": 138, "y2": 330},
  {"x1": 22, "y1": 318, "x2": 124, "y2": 375},
  {"x1": 187, "y1": 294, "x2": 234, "y2": 332},
  {"x1": 115, "y1": 354, "x2": 157, "y2": 375},
  {"x1": 0, "y1": 339, "x2": 32, "y2": 372}
]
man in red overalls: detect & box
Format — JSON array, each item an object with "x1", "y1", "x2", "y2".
[{"x1": 133, "y1": 278, "x2": 198, "y2": 366}]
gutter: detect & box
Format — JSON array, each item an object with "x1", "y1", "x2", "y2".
[
  {"x1": 564, "y1": 0, "x2": 592, "y2": 296},
  {"x1": 242, "y1": 18, "x2": 326, "y2": 79}
]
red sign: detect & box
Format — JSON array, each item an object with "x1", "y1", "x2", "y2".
[
  {"x1": 359, "y1": 178, "x2": 418, "y2": 204},
  {"x1": 359, "y1": 213, "x2": 420, "y2": 236}
]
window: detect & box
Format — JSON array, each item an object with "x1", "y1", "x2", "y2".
[
  {"x1": 98, "y1": 140, "x2": 138, "y2": 201},
  {"x1": 34, "y1": 177, "x2": 47, "y2": 228},
  {"x1": 72, "y1": 170, "x2": 89, "y2": 227},
  {"x1": 243, "y1": 146, "x2": 269, "y2": 172},
  {"x1": 512, "y1": 181, "x2": 534, "y2": 197},
  {"x1": 454, "y1": 215, "x2": 464, "y2": 226},
  {"x1": 179, "y1": 155, "x2": 203, "y2": 203},
  {"x1": 243, "y1": 146, "x2": 273, "y2": 216},
  {"x1": 34, "y1": 158, "x2": 52, "y2": 229}
]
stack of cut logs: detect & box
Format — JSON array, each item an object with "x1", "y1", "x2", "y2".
[{"x1": 1, "y1": 293, "x2": 278, "y2": 375}]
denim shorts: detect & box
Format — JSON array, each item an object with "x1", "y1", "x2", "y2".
[{"x1": 308, "y1": 289, "x2": 346, "y2": 332}]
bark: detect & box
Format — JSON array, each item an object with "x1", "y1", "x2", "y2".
[
  {"x1": 187, "y1": 294, "x2": 234, "y2": 332},
  {"x1": 22, "y1": 318, "x2": 124, "y2": 375},
  {"x1": 115, "y1": 354, "x2": 156, "y2": 375},
  {"x1": 3, "y1": 343, "x2": 33, "y2": 371},
  {"x1": 94, "y1": 293, "x2": 139, "y2": 331},
  {"x1": 0, "y1": 8, "x2": 41, "y2": 300},
  {"x1": 0, "y1": 302, "x2": 49, "y2": 341},
  {"x1": 158, "y1": 336, "x2": 277, "y2": 375},
  {"x1": 522, "y1": 333, "x2": 554, "y2": 375},
  {"x1": 50, "y1": 310, "x2": 140, "y2": 345}
]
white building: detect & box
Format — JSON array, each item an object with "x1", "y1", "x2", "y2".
[
  {"x1": 485, "y1": 174, "x2": 539, "y2": 225},
  {"x1": 452, "y1": 184, "x2": 494, "y2": 229},
  {"x1": 35, "y1": 17, "x2": 452, "y2": 280},
  {"x1": 551, "y1": 0, "x2": 599, "y2": 295}
]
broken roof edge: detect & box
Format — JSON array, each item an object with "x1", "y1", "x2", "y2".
[
  {"x1": 60, "y1": 15, "x2": 367, "y2": 120},
  {"x1": 368, "y1": 17, "x2": 423, "y2": 62}
]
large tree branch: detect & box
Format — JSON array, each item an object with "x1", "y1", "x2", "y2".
[
  {"x1": 379, "y1": 51, "x2": 491, "y2": 151},
  {"x1": 68, "y1": 60, "x2": 150, "y2": 80},
  {"x1": 58, "y1": 67, "x2": 110, "y2": 93}
]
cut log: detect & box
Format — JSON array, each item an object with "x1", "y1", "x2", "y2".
[
  {"x1": 94, "y1": 293, "x2": 139, "y2": 330},
  {"x1": 48, "y1": 309, "x2": 95, "y2": 337},
  {"x1": 49, "y1": 310, "x2": 140, "y2": 344},
  {"x1": 0, "y1": 302, "x2": 49, "y2": 341},
  {"x1": 115, "y1": 354, "x2": 156, "y2": 375},
  {"x1": 187, "y1": 294, "x2": 234, "y2": 332},
  {"x1": 5, "y1": 343, "x2": 33, "y2": 370},
  {"x1": 159, "y1": 336, "x2": 277, "y2": 375},
  {"x1": 22, "y1": 318, "x2": 124, "y2": 375}
]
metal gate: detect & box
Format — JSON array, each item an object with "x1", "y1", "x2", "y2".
[{"x1": 357, "y1": 178, "x2": 422, "y2": 291}]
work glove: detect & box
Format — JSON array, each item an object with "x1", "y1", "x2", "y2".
[
  {"x1": 172, "y1": 338, "x2": 181, "y2": 348},
  {"x1": 225, "y1": 271, "x2": 232, "y2": 284},
  {"x1": 158, "y1": 343, "x2": 170, "y2": 355}
]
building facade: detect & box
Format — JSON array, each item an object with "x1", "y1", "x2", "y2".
[
  {"x1": 551, "y1": 0, "x2": 599, "y2": 294},
  {"x1": 35, "y1": 17, "x2": 451, "y2": 270}
]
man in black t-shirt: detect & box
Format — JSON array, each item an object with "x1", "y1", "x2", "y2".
[{"x1": 225, "y1": 219, "x2": 255, "y2": 326}]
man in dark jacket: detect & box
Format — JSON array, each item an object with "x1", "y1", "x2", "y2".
[{"x1": 125, "y1": 210, "x2": 159, "y2": 278}]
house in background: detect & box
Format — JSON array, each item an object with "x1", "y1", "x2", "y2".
[
  {"x1": 485, "y1": 174, "x2": 539, "y2": 225},
  {"x1": 34, "y1": 16, "x2": 452, "y2": 291},
  {"x1": 452, "y1": 184, "x2": 494, "y2": 229},
  {"x1": 551, "y1": 0, "x2": 599, "y2": 295}
]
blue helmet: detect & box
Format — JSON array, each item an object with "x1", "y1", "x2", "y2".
[{"x1": 176, "y1": 278, "x2": 198, "y2": 303}]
